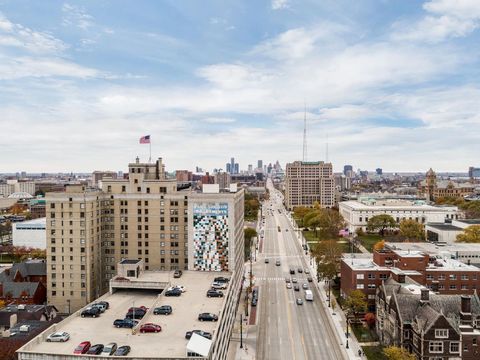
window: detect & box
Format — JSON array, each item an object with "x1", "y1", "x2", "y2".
[
  {"x1": 462, "y1": 274, "x2": 469, "y2": 280},
  {"x1": 438, "y1": 274, "x2": 445, "y2": 280},
  {"x1": 356, "y1": 284, "x2": 364, "y2": 289},
  {"x1": 357, "y1": 274, "x2": 364, "y2": 280},
  {"x1": 449, "y1": 284, "x2": 456, "y2": 290},
  {"x1": 380, "y1": 274, "x2": 388, "y2": 280},
  {"x1": 368, "y1": 273, "x2": 375, "y2": 279},
  {"x1": 435, "y1": 329, "x2": 448, "y2": 338},
  {"x1": 429, "y1": 341, "x2": 443, "y2": 353},
  {"x1": 122, "y1": 186, "x2": 126, "y2": 192},
  {"x1": 427, "y1": 274, "x2": 434, "y2": 280},
  {"x1": 449, "y1": 274, "x2": 457, "y2": 280},
  {"x1": 367, "y1": 284, "x2": 376, "y2": 289},
  {"x1": 450, "y1": 342, "x2": 459, "y2": 353},
  {"x1": 462, "y1": 284, "x2": 468, "y2": 290}
]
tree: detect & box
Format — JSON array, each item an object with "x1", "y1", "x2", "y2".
[
  {"x1": 304, "y1": 208, "x2": 345, "y2": 240},
  {"x1": 456, "y1": 225, "x2": 480, "y2": 243},
  {"x1": 367, "y1": 215, "x2": 396, "y2": 235},
  {"x1": 344, "y1": 290, "x2": 367, "y2": 318},
  {"x1": 461, "y1": 201, "x2": 480, "y2": 219},
  {"x1": 364, "y1": 312, "x2": 375, "y2": 328},
  {"x1": 373, "y1": 240, "x2": 385, "y2": 252},
  {"x1": 399, "y1": 219, "x2": 425, "y2": 241},
  {"x1": 244, "y1": 228, "x2": 257, "y2": 260},
  {"x1": 304, "y1": 209, "x2": 322, "y2": 237},
  {"x1": 293, "y1": 207, "x2": 311, "y2": 227},
  {"x1": 383, "y1": 346, "x2": 416, "y2": 360},
  {"x1": 244, "y1": 193, "x2": 260, "y2": 221}
]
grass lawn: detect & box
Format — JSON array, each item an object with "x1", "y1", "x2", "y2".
[
  {"x1": 362, "y1": 345, "x2": 386, "y2": 360},
  {"x1": 357, "y1": 234, "x2": 383, "y2": 252},
  {"x1": 352, "y1": 324, "x2": 378, "y2": 342},
  {"x1": 303, "y1": 231, "x2": 352, "y2": 253}
]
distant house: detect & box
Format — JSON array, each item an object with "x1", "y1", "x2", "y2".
[{"x1": 0, "y1": 260, "x2": 47, "y2": 305}]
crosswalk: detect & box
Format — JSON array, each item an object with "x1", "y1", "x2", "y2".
[{"x1": 256, "y1": 277, "x2": 289, "y2": 281}]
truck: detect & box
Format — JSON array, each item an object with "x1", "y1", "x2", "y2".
[{"x1": 305, "y1": 290, "x2": 313, "y2": 301}]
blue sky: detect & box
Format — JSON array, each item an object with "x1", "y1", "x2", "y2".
[{"x1": 0, "y1": 0, "x2": 479, "y2": 173}]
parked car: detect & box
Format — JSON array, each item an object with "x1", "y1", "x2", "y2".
[
  {"x1": 92, "y1": 304, "x2": 106, "y2": 313},
  {"x1": 185, "y1": 330, "x2": 212, "y2": 340},
  {"x1": 211, "y1": 282, "x2": 227, "y2": 289},
  {"x1": 81, "y1": 307, "x2": 101, "y2": 318},
  {"x1": 46, "y1": 332, "x2": 70, "y2": 342},
  {"x1": 198, "y1": 313, "x2": 218, "y2": 322},
  {"x1": 113, "y1": 345, "x2": 131, "y2": 356},
  {"x1": 128, "y1": 306, "x2": 148, "y2": 313},
  {"x1": 286, "y1": 283, "x2": 292, "y2": 289},
  {"x1": 173, "y1": 270, "x2": 183, "y2": 278},
  {"x1": 97, "y1": 301, "x2": 110, "y2": 309},
  {"x1": 302, "y1": 283, "x2": 309, "y2": 290},
  {"x1": 140, "y1": 323, "x2": 162, "y2": 333},
  {"x1": 125, "y1": 310, "x2": 146, "y2": 319},
  {"x1": 74, "y1": 341, "x2": 91, "y2": 354},
  {"x1": 296, "y1": 298, "x2": 304, "y2": 305},
  {"x1": 101, "y1": 343, "x2": 117, "y2": 357},
  {"x1": 113, "y1": 318, "x2": 138, "y2": 328},
  {"x1": 167, "y1": 285, "x2": 186, "y2": 293},
  {"x1": 153, "y1": 305, "x2": 172, "y2": 315},
  {"x1": 207, "y1": 289, "x2": 224, "y2": 298},
  {"x1": 307, "y1": 277, "x2": 313, "y2": 283},
  {"x1": 86, "y1": 344, "x2": 104, "y2": 355},
  {"x1": 251, "y1": 297, "x2": 257, "y2": 306},
  {"x1": 164, "y1": 288, "x2": 182, "y2": 297},
  {"x1": 214, "y1": 277, "x2": 229, "y2": 283}
]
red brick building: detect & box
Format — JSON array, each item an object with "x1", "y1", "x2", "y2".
[{"x1": 0, "y1": 260, "x2": 47, "y2": 305}]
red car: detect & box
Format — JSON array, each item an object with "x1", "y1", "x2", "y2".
[
  {"x1": 73, "y1": 341, "x2": 91, "y2": 354},
  {"x1": 140, "y1": 323, "x2": 162, "y2": 333}
]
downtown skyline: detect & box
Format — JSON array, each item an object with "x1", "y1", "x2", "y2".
[{"x1": 1, "y1": 0, "x2": 480, "y2": 173}]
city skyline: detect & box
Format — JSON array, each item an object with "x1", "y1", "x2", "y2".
[{"x1": 1, "y1": 1, "x2": 480, "y2": 172}]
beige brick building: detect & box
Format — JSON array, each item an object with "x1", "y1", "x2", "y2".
[
  {"x1": 284, "y1": 161, "x2": 335, "y2": 210},
  {"x1": 47, "y1": 157, "x2": 198, "y2": 313}
]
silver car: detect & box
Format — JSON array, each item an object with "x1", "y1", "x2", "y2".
[{"x1": 46, "y1": 332, "x2": 70, "y2": 342}]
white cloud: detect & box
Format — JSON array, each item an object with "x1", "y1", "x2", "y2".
[
  {"x1": 272, "y1": 0, "x2": 289, "y2": 10},
  {"x1": 392, "y1": 0, "x2": 480, "y2": 42},
  {"x1": 203, "y1": 117, "x2": 236, "y2": 124},
  {"x1": 62, "y1": 3, "x2": 94, "y2": 30}
]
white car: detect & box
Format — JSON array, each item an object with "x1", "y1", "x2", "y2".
[
  {"x1": 46, "y1": 332, "x2": 70, "y2": 342},
  {"x1": 168, "y1": 285, "x2": 186, "y2": 293}
]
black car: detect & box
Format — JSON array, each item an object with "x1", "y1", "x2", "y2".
[
  {"x1": 214, "y1": 276, "x2": 229, "y2": 283},
  {"x1": 307, "y1": 276, "x2": 313, "y2": 282},
  {"x1": 294, "y1": 285, "x2": 300, "y2": 291},
  {"x1": 165, "y1": 288, "x2": 182, "y2": 297},
  {"x1": 251, "y1": 297, "x2": 258, "y2": 306},
  {"x1": 207, "y1": 289, "x2": 224, "y2": 298},
  {"x1": 97, "y1": 301, "x2": 110, "y2": 309},
  {"x1": 114, "y1": 345, "x2": 131, "y2": 356},
  {"x1": 297, "y1": 268, "x2": 303, "y2": 273},
  {"x1": 153, "y1": 305, "x2": 172, "y2": 315},
  {"x1": 113, "y1": 318, "x2": 138, "y2": 328},
  {"x1": 81, "y1": 307, "x2": 101, "y2": 318},
  {"x1": 198, "y1": 313, "x2": 218, "y2": 322},
  {"x1": 290, "y1": 269, "x2": 295, "y2": 275},
  {"x1": 125, "y1": 310, "x2": 146, "y2": 320},
  {"x1": 185, "y1": 330, "x2": 212, "y2": 340},
  {"x1": 86, "y1": 344, "x2": 104, "y2": 355}
]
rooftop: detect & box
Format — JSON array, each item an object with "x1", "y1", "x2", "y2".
[
  {"x1": 427, "y1": 256, "x2": 480, "y2": 272},
  {"x1": 342, "y1": 254, "x2": 390, "y2": 271},
  {"x1": 19, "y1": 271, "x2": 230, "y2": 358},
  {"x1": 340, "y1": 199, "x2": 457, "y2": 211},
  {"x1": 426, "y1": 223, "x2": 462, "y2": 231},
  {"x1": 14, "y1": 217, "x2": 46, "y2": 229}
]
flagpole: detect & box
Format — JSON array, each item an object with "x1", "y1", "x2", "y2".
[{"x1": 149, "y1": 140, "x2": 152, "y2": 163}]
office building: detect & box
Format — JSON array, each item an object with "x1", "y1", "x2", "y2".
[
  {"x1": 339, "y1": 199, "x2": 460, "y2": 233},
  {"x1": 284, "y1": 161, "x2": 336, "y2": 210},
  {"x1": 13, "y1": 218, "x2": 46, "y2": 249},
  {"x1": 376, "y1": 168, "x2": 382, "y2": 175},
  {"x1": 343, "y1": 165, "x2": 353, "y2": 178},
  {"x1": 0, "y1": 180, "x2": 36, "y2": 198},
  {"x1": 257, "y1": 160, "x2": 263, "y2": 170},
  {"x1": 469, "y1": 166, "x2": 480, "y2": 179},
  {"x1": 425, "y1": 219, "x2": 480, "y2": 244}
]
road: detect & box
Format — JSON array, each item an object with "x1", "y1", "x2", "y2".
[{"x1": 255, "y1": 180, "x2": 346, "y2": 360}]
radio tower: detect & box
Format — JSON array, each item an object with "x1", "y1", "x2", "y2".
[{"x1": 302, "y1": 103, "x2": 307, "y2": 162}]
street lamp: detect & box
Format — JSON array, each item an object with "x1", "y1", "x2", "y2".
[
  {"x1": 346, "y1": 317, "x2": 350, "y2": 349},
  {"x1": 240, "y1": 314, "x2": 243, "y2": 349},
  {"x1": 327, "y1": 279, "x2": 331, "y2": 308}
]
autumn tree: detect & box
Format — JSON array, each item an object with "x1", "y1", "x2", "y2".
[
  {"x1": 367, "y1": 214, "x2": 396, "y2": 235},
  {"x1": 313, "y1": 240, "x2": 342, "y2": 279},
  {"x1": 383, "y1": 346, "x2": 416, "y2": 360},
  {"x1": 461, "y1": 201, "x2": 480, "y2": 219},
  {"x1": 364, "y1": 312, "x2": 376, "y2": 328},
  {"x1": 293, "y1": 207, "x2": 311, "y2": 227},
  {"x1": 399, "y1": 219, "x2": 425, "y2": 241},
  {"x1": 456, "y1": 225, "x2": 480, "y2": 243},
  {"x1": 373, "y1": 240, "x2": 385, "y2": 251},
  {"x1": 344, "y1": 290, "x2": 367, "y2": 318}
]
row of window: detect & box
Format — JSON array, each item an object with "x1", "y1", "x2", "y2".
[
  {"x1": 427, "y1": 274, "x2": 477, "y2": 281},
  {"x1": 356, "y1": 273, "x2": 389, "y2": 280}
]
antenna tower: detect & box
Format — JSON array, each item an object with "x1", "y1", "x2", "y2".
[{"x1": 302, "y1": 104, "x2": 307, "y2": 162}]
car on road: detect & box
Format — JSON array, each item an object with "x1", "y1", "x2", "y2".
[
  {"x1": 113, "y1": 318, "x2": 138, "y2": 328},
  {"x1": 140, "y1": 323, "x2": 162, "y2": 333},
  {"x1": 86, "y1": 344, "x2": 104, "y2": 355},
  {"x1": 292, "y1": 278, "x2": 298, "y2": 283},
  {"x1": 275, "y1": 260, "x2": 281, "y2": 266},
  {"x1": 113, "y1": 345, "x2": 131, "y2": 356},
  {"x1": 165, "y1": 288, "x2": 182, "y2": 297},
  {"x1": 46, "y1": 332, "x2": 70, "y2": 342},
  {"x1": 296, "y1": 298, "x2": 304, "y2": 305},
  {"x1": 264, "y1": 258, "x2": 269, "y2": 263},
  {"x1": 302, "y1": 283, "x2": 309, "y2": 290},
  {"x1": 289, "y1": 269, "x2": 295, "y2": 274},
  {"x1": 286, "y1": 283, "x2": 292, "y2": 289},
  {"x1": 307, "y1": 277, "x2": 313, "y2": 282},
  {"x1": 207, "y1": 289, "x2": 224, "y2": 298},
  {"x1": 81, "y1": 307, "x2": 101, "y2": 318},
  {"x1": 304, "y1": 269, "x2": 310, "y2": 274},
  {"x1": 294, "y1": 284, "x2": 300, "y2": 291},
  {"x1": 173, "y1": 270, "x2": 183, "y2": 278},
  {"x1": 101, "y1": 343, "x2": 117, "y2": 356},
  {"x1": 185, "y1": 330, "x2": 212, "y2": 340},
  {"x1": 211, "y1": 282, "x2": 227, "y2": 289},
  {"x1": 285, "y1": 278, "x2": 291, "y2": 283},
  {"x1": 285, "y1": 228, "x2": 288, "y2": 232},
  {"x1": 297, "y1": 268, "x2": 303, "y2": 273},
  {"x1": 153, "y1": 305, "x2": 172, "y2": 315},
  {"x1": 74, "y1": 341, "x2": 91, "y2": 355},
  {"x1": 198, "y1": 313, "x2": 218, "y2": 322}
]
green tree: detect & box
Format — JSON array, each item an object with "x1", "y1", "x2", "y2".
[
  {"x1": 317, "y1": 209, "x2": 346, "y2": 239},
  {"x1": 399, "y1": 219, "x2": 425, "y2": 241},
  {"x1": 383, "y1": 346, "x2": 416, "y2": 360},
  {"x1": 293, "y1": 206, "x2": 311, "y2": 227},
  {"x1": 244, "y1": 193, "x2": 260, "y2": 221},
  {"x1": 244, "y1": 227, "x2": 257, "y2": 260},
  {"x1": 344, "y1": 290, "x2": 367, "y2": 318},
  {"x1": 461, "y1": 201, "x2": 480, "y2": 219},
  {"x1": 304, "y1": 209, "x2": 322, "y2": 237},
  {"x1": 367, "y1": 214, "x2": 396, "y2": 235},
  {"x1": 456, "y1": 225, "x2": 480, "y2": 243}
]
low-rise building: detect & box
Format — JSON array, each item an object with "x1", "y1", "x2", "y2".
[
  {"x1": 0, "y1": 260, "x2": 47, "y2": 305},
  {"x1": 12, "y1": 218, "x2": 46, "y2": 249},
  {"x1": 426, "y1": 219, "x2": 480, "y2": 244},
  {"x1": 339, "y1": 199, "x2": 460, "y2": 233}
]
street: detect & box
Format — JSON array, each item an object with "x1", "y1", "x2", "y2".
[{"x1": 254, "y1": 180, "x2": 346, "y2": 360}]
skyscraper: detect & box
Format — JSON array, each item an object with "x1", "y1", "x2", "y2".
[
  {"x1": 343, "y1": 165, "x2": 353, "y2": 177},
  {"x1": 257, "y1": 160, "x2": 263, "y2": 170}
]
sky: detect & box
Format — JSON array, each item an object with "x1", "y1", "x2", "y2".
[{"x1": 0, "y1": 0, "x2": 479, "y2": 173}]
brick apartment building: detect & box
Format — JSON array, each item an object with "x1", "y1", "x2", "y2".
[
  {"x1": 341, "y1": 249, "x2": 480, "y2": 310},
  {"x1": 376, "y1": 277, "x2": 480, "y2": 359}
]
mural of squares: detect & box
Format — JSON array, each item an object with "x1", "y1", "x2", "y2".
[{"x1": 193, "y1": 203, "x2": 229, "y2": 271}]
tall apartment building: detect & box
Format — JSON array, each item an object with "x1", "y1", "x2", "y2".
[
  {"x1": 284, "y1": 161, "x2": 335, "y2": 210},
  {"x1": 214, "y1": 171, "x2": 231, "y2": 190}
]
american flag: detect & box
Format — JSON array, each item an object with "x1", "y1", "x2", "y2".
[{"x1": 139, "y1": 135, "x2": 150, "y2": 144}]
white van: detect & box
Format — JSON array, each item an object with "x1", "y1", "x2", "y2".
[{"x1": 305, "y1": 290, "x2": 313, "y2": 301}]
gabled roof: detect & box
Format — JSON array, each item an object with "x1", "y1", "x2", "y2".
[
  {"x1": 11, "y1": 261, "x2": 46, "y2": 278},
  {"x1": 3, "y1": 282, "x2": 40, "y2": 298}
]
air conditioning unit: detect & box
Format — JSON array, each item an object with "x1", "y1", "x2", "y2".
[
  {"x1": 19, "y1": 325, "x2": 30, "y2": 333},
  {"x1": 17, "y1": 305, "x2": 26, "y2": 310}
]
